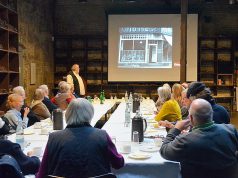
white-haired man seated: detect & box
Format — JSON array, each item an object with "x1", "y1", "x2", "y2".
[
  {"x1": 12, "y1": 86, "x2": 40, "y2": 126},
  {"x1": 160, "y1": 99, "x2": 238, "y2": 178},
  {"x1": 38, "y1": 84, "x2": 57, "y2": 113}
]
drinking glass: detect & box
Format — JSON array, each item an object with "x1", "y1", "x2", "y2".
[{"x1": 132, "y1": 131, "x2": 139, "y2": 144}]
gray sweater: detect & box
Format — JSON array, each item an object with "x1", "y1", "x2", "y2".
[{"x1": 4, "y1": 109, "x2": 28, "y2": 132}]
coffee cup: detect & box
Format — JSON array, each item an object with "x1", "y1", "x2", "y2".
[
  {"x1": 154, "y1": 138, "x2": 163, "y2": 147},
  {"x1": 32, "y1": 147, "x2": 42, "y2": 156},
  {"x1": 121, "y1": 143, "x2": 131, "y2": 153}
]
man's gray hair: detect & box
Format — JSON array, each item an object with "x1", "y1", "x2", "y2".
[
  {"x1": 189, "y1": 98, "x2": 213, "y2": 123},
  {"x1": 59, "y1": 82, "x2": 71, "y2": 93},
  {"x1": 38, "y1": 84, "x2": 49, "y2": 96},
  {"x1": 65, "y1": 98, "x2": 94, "y2": 125},
  {"x1": 33, "y1": 88, "x2": 45, "y2": 100}
]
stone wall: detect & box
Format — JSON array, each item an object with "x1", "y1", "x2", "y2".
[{"x1": 18, "y1": 0, "x2": 54, "y2": 104}]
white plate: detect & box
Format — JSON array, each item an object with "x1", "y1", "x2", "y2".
[
  {"x1": 144, "y1": 129, "x2": 158, "y2": 134},
  {"x1": 146, "y1": 119, "x2": 157, "y2": 123},
  {"x1": 139, "y1": 145, "x2": 160, "y2": 152},
  {"x1": 23, "y1": 130, "x2": 34, "y2": 135},
  {"x1": 150, "y1": 126, "x2": 166, "y2": 130},
  {"x1": 39, "y1": 133, "x2": 49, "y2": 135},
  {"x1": 128, "y1": 152, "x2": 151, "y2": 160}
]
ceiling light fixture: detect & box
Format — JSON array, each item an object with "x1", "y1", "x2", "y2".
[{"x1": 229, "y1": 0, "x2": 235, "y2": 4}]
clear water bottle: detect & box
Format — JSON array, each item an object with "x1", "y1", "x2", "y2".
[
  {"x1": 129, "y1": 92, "x2": 133, "y2": 111},
  {"x1": 125, "y1": 91, "x2": 128, "y2": 102},
  {"x1": 16, "y1": 119, "x2": 24, "y2": 148},
  {"x1": 124, "y1": 102, "x2": 131, "y2": 127}
]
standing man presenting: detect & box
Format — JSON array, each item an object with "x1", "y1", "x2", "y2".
[{"x1": 67, "y1": 64, "x2": 86, "y2": 97}]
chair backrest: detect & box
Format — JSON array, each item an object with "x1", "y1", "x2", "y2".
[
  {"x1": 92, "y1": 173, "x2": 117, "y2": 178},
  {"x1": 0, "y1": 154, "x2": 24, "y2": 178}
]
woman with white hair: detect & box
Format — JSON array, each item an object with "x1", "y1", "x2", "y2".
[
  {"x1": 30, "y1": 88, "x2": 51, "y2": 120},
  {"x1": 154, "y1": 86, "x2": 182, "y2": 122},
  {"x1": 51, "y1": 81, "x2": 75, "y2": 110},
  {"x1": 37, "y1": 98, "x2": 124, "y2": 178}
]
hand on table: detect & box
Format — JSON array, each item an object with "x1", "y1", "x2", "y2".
[
  {"x1": 27, "y1": 150, "x2": 33, "y2": 157},
  {"x1": 158, "y1": 120, "x2": 175, "y2": 129}
]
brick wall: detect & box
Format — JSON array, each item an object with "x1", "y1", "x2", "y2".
[
  {"x1": 54, "y1": 1, "x2": 238, "y2": 36},
  {"x1": 18, "y1": 1, "x2": 54, "y2": 104}
]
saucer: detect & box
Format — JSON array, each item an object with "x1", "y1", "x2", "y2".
[
  {"x1": 23, "y1": 130, "x2": 34, "y2": 135},
  {"x1": 139, "y1": 145, "x2": 160, "y2": 152},
  {"x1": 128, "y1": 152, "x2": 151, "y2": 160}
]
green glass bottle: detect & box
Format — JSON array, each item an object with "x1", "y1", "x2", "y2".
[
  {"x1": 100, "y1": 91, "x2": 104, "y2": 104},
  {"x1": 102, "y1": 90, "x2": 105, "y2": 101}
]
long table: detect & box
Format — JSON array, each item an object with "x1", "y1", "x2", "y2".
[
  {"x1": 102, "y1": 101, "x2": 181, "y2": 178},
  {"x1": 7, "y1": 99, "x2": 116, "y2": 157},
  {"x1": 7, "y1": 99, "x2": 181, "y2": 178}
]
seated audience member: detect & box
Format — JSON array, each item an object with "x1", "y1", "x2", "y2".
[
  {"x1": 0, "y1": 139, "x2": 40, "y2": 175},
  {"x1": 4, "y1": 94, "x2": 29, "y2": 132},
  {"x1": 70, "y1": 84, "x2": 79, "y2": 98},
  {"x1": 30, "y1": 88, "x2": 51, "y2": 120},
  {"x1": 163, "y1": 83, "x2": 171, "y2": 91},
  {"x1": 160, "y1": 99, "x2": 238, "y2": 178},
  {"x1": 0, "y1": 117, "x2": 10, "y2": 136},
  {"x1": 180, "y1": 89, "x2": 189, "y2": 119},
  {"x1": 38, "y1": 84, "x2": 57, "y2": 113},
  {"x1": 154, "y1": 86, "x2": 182, "y2": 122},
  {"x1": 181, "y1": 82, "x2": 189, "y2": 89},
  {"x1": 37, "y1": 98, "x2": 124, "y2": 178},
  {"x1": 12, "y1": 86, "x2": 40, "y2": 126},
  {"x1": 159, "y1": 81, "x2": 230, "y2": 129},
  {"x1": 172, "y1": 83, "x2": 184, "y2": 107},
  {"x1": 51, "y1": 81, "x2": 75, "y2": 110},
  {"x1": 187, "y1": 81, "x2": 230, "y2": 124}
]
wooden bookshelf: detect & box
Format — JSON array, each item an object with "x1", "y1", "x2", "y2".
[{"x1": 0, "y1": 0, "x2": 18, "y2": 111}]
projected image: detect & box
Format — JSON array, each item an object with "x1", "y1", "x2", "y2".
[{"x1": 118, "y1": 27, "x2": 172, "y2": 68}]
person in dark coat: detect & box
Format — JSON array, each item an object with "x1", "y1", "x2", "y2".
[
  {"x1": 37, "y1": 98, "x2": 124, "y2": 178},
  {"x1": 158, "y1": 81, "x2": 230, "y2": 129},
  {"x1": 160, "y1": 99, "x2": 238, "y2": 178},
  {"x1": 0, "y1": 139, "x2": 40, "y2": 175},
  {"x1": 186, "y1": 82, "x2": 230, "y2": 124}
]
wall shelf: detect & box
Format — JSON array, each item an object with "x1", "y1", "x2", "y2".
[
  {"x1": 199, "y1": 37, "x2": 235, "y2": 112},
  {"x1": 0, "y1": 0, "x2": 18, "y2": 111}
]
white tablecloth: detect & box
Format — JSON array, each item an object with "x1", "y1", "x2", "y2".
[
  {"x1": 102, "y1": 102, "x2": 181, "y2": 178},
  {"x1": 7, "y1": 100, "x2": 116, "y2": 155}
]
